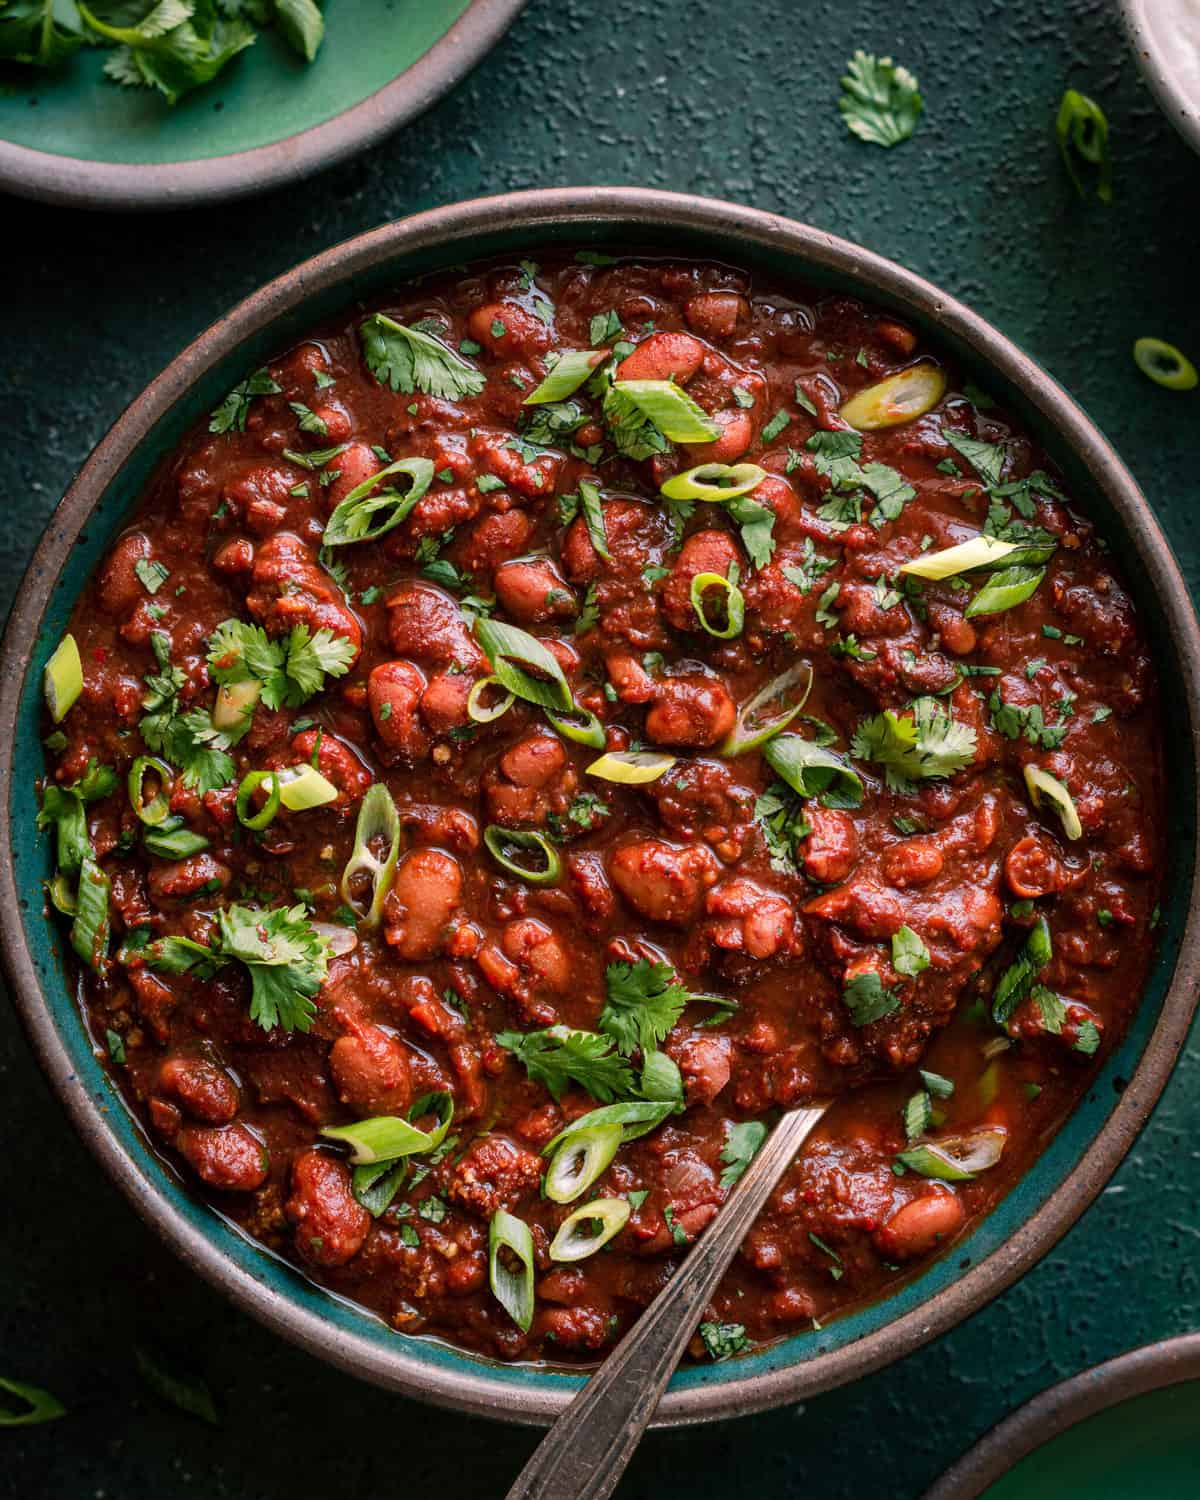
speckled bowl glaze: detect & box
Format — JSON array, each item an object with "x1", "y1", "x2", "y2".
[
  {"x1": 925, "y1": 1333, "x2": 1200, "y2": 1498},
  {"x1": 1119, "y1": 0, "x2": 1200, "y2": 159},
  {"x1": 2, "y1": 189, "x2": 1198, "y2": 1427}
]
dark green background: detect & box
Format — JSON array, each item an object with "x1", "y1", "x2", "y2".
[{"x1": 4, "y1": 1, "x2": 1199, "y2": 1494}]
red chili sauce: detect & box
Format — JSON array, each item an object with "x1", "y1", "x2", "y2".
[{"x1": 41, "y1": 253, "x2": 1163, "y2": 1365}]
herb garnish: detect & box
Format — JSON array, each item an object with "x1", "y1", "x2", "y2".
[{"x1": 838, "y1": 50, "x2": 922, "y2": 148}]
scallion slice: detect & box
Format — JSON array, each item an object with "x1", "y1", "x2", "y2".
[
  {"x1": 483, "y1": 825, "x2": 561, "y2": 885},
  {"x1": 542, "y1": 1100, "x2": 675, "y2": 1154},
  {"x1": 690, "y1": 571, "x2": 745, "y2": 639},
  {"x1": 897, "y1": 1126, "x2": 1007, "y2": 1181},
  {"x1": 0, "y1": 1375, "x2": 65, "y2": 1428},
  {"x1": 128, "y1": 756, "x2": 175, "y2": 827},
  {"x1": 466, "y1": 674, "x2": 516, "y2": 724},
  {"x1": 236, "y1": 770, "x2": 282, "y2": 830},
  {"x1": 544, "y1": 705, "x2": 607, "y2": 748},
  {"x1": 70, "y1": 856, "x2": 110, "y2": 975},
  {"x1": 720, "y1": 663, "x2": 813, "y2": 756},
  {"x1": 524, "y1": 350, "x2": 606, "y2": 405},
  {"x1": 1133, "y1": 337, "x2": 1198, "y2": 392},
  {"x1": 964, "y1": 564, "x2": 1046, "y2": 618},
  {"x1": 660, "y1": 462, "x2": 766, "y2": 503},
  {"x1": 1024, "y1": 764, "x2": 1082, "y2": 840},
  {"x1": 900, "y1": 535, "x2": 1020, "y2": 580},
  {"x1": 323, "y1": 457, "x2": 435, "y2": 547},
  {"x1": 43, "y1": 633, "x2": 83, "y2": 724},
  {"x1": 839, "y1": 363, "x2": 947, "y2": 430},
  {"x1": 549, "y1": 1198, "x2": 631, "y2": 1263},
  {"x1": 143, "y1": 821, "x2": 210, "y2": 859},
  {"x1": 543, "y1": 1122, "x2": 623, "y2": 1203},
  {"x1": 586, "y1": 750, "x2": 677, "y2": 784},
  {"x1": 610, "y1": 379, "x2": 721, "y2": 443},
  {"x1": 320, "y1": 1114, "x2": 437, "y2": 1164},
  {"x1": 212, "y1": 678, "x2": 262, "y2": 733},
  {"x1": 340, "y1": 782, "x2": 401, "y2": 929},
  {"x1": 763, "y1": 733, "x2": 864, "y2": 808},
  {"x1": 489, "y1": 1208, "x2": 536, "y2": 1331},
  {"x1": 474, "y1": 617, "x2": 573, "y2": 713},
  {"x1": 277, "y1": 764, "x2": 339, "y2": 812}
]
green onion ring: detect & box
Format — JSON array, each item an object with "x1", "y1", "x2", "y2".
[
  {"x1": 543, "y1": 1122, "x2": 623, "y2": 1204},
  {"x1": 127, "y1": 756, "x2": 175, "y2": 827},
  {"x1": 466, "y1": 674, "x2": 516, "y2": 724},
  {"x1": 489, "y1": 1208, "x2": 535, "y2": 1331},
  {"x1": 1133, "y1": 337, "x2": 1198, "y2": 392},
  {"x1": 236, "y1": 770, "x2": 282, "y2": 830},
  {"x1": 483, "y1": 825, "x2": 562, "y2": 885},
  {"x1": 340, "y1": 783, "x2": 402, "y2": 930},
  {"x1": 548, "y1": 1198, "x2": 632, "y2": 1263},
  {"x1": 689, "y1": 571, "x2": 745, "y2": 639},
  {"x1": 43, "y1": 633, "x2": 83, "y2": 724},
  {"x1": 660, "y1": 462, "x2": 766, "y2": 503},
  {"x1": 544, "y1": 704, "x2": 607, "y2": 748},
  {"x1": 720, "y1": 662, "x2": 813, "y2": 756}
]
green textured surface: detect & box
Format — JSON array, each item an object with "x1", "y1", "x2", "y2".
[
  {"x1": 0, "y1": 0, "x2": 471, "y2": 162},
  {"x1": 982, "y1": 1381, "x2": 1200, "y2": 1499},
  {"x1": 2, "y1": 0, "x2": 1199, "y2": 1495}
]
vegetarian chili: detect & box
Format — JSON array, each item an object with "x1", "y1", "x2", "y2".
[{"x1": 38, "y1": 251, "x2": 1163, "y2": 1365}]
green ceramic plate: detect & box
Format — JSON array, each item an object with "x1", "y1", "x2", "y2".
[
  {"x1": 0, "y1": 0, "x2": 526, "y2": 210},
  {"x1": 927, "y1": 1335, "x2": 1200, "y2": 1498}
]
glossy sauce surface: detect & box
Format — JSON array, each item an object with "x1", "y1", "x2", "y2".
[{"x1": 45, "y1": 253, "x2": 1163, "y2": 1364}]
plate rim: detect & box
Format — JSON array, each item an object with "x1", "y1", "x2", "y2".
[
  {"x1": 2, "y1": 187, "x2": 1199, "y2": 1427},
  {"x1": 0, "y1": 0, "x2": 528, "y2": 212},
  {"x1": 1117, "y1": 0, "x2": 1200, "y2": 159}
]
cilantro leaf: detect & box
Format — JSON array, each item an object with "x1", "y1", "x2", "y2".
[
  {"x1": 273, "y1": 0, "x2": 323, "y2": 62},
  {"x1": 891, "y1": 924, "x2": 930, "y2": 977},
  {"x1": 208, "y1": 366, "x2": 281, "y2": 434},
  {"x1": 207, "y1": 618, "x2": 353, "y2": 712},
  {"x1": 83, "y1": 3, "x2": 258, "y2": 107},
  {"x1": 754, "y1": 781, "x2": 812, "y2": 875},
  {"x1": 139, "y1": 634, "x2": 235, "y2": 792},
  {"x1": 602, "y1": 382, "x2": 671, "y2": 460},
  {"x1": 903, "y1": 1089, "x2": 932, "y2": 1141},
  {"x1": 698, "y1": 1322, "x2": 750, "y2": 1361},
  {"x1": 838, "y1": 50, "x2": 922, "y2": 149},
  {"x1": 726, "y1": 495, "x2": 776, "y2": 570},
  {"x1": 496, "y1": 1026, "x2": 637, "y2": 1102},
  {"x1": 145, "y1": 902, "x2": 330, "y2": 1033},
  {"x1": 944, "y1": 430, "x2": 1007, "y2": 487},
  {"x1": 359, "y1": 314, "x2": 485, "y2": 401},
  {"x1": 600, "y1": 958, "x2": 691, "y2": 1057},
  {"x1": 842, "y1": 971, "x2": 900, "y2": 1026},
  {"x1": 0, "y1": 0, "x2": 85, "y2": 65},
  {"x1": 851, "y1": 697, "x2": 977, "y2": 792},
  {"x1": 719, "y1": 1120, "x2": 767, "y2": 1190}
]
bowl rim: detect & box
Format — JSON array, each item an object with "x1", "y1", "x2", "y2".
[
  {"x1": 1118, "y1": 0, "x2": 1200, "y2": 159},
  {"x1": 2, "y1": 186, "x2": 1199, "y2": 1427},
  {"x1": 923, "y1": 1331, "x2": 1200, "y2": 1497},
  {"x1": 0, "y1": 0, "x2": 528, "y2": 213}
]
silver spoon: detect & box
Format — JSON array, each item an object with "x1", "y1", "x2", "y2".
[{"x1": 505, "y1": 1099, "x2": 831, "y2": 1500}]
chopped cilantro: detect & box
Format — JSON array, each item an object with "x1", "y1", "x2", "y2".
[
  {"x1": 719, "y1": 1120, "x2": 767, "y2": 1190},
  {"x1": 838, "y1": 50, "x2": 923, "y2": 148}
]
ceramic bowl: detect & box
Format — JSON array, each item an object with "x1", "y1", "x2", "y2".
[
  {"x1": 2, "y1": 188, "x2": 1198, "y2": 1426},
  {"x1": 926, "y1": 1332, "x2": 1200, "y2": 1497},
  {"x1": 1119, "y1": 0, "x2": 1200, "y2": 158}
]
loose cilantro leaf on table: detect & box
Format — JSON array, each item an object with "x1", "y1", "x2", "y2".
[
  {"x1": 359, "y1": 313, "x2": 486, "y2": 401},
  {"x1": 600, "y1": 958, "x2": 691, "y2": 1057},
  {"x1": 838, "y1": 50, "x2": 922, "y2": 148},
  {"x1": 851, "y1": 697, "x2": 977, "y2": 793},
  {"x1": 145, "y1": 901, "x2": 331, "y2": 1034}
]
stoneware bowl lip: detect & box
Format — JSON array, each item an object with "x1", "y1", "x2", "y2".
[
  {"x1": 923, "y1": 1331, "x2": 1200, "y2": 1498},
  {"x1": 3, "y1": 187, "x2": 1199, "y2": 1428},
  {"x1": 0, "y1": 0, "x2": 528, "y2": 213},
  {"x1": 1118, "y1": 0, "x2": 1200, "y2": 159}
]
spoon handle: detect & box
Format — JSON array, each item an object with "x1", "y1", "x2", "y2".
[{"x1": 504, "y1": 1101, "x2": 830, "y2": 1500}]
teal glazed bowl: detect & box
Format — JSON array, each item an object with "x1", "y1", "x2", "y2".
[{"x1": 2, "y1": 189, "x2": 1199, "y2": 1426}]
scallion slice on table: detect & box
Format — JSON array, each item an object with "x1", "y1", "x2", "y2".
[
  {"x1": 0, "y1": 1376, "x2": 65, "y2": 1428},
  {"x1": 43, "y1": 633, "x2": 82, "y2": 723},
  {"x1": 839, "y1": 363, "x2": 946, "y2": 430},
  {"x1": 660, "y1": 462, "x2": 766, "y2": 503},
  {"x1": 340, "y1": 783, "x2": 401, "y2": 928},
  {"x1": 1055, "y1": 88, "x2": 1112, "y2": 203},
  {"x1": 524, "y1": 350, "x2": 607, "y2": 404},
  {"x1": 543, "y1": 1122, "x2": 623, "y2": 1203},
  {"x1": 322, "y1": 457, "x2": 435, "y2": 546},
  {"x1": 127, "y1": 756, "x2": 175, "y2": 826},
  {"x1": 690, "y1": 571, "x2": 745, "y2": 639},
  {"x1": 483, "y1": 826, "x2": 562, "y2": 885},
  {"x1": 586, "y1": 750, "x2": 677, "y2": 785},
  {"x1": 897, "y1": 1125, "x2": 1007, "y2": 1181},
  {"x1": 720, "y1": 663, "x2": 813, "y2": 755},
  {"x1": 609, "y1": 379, "x2": 721, "y2": 442},
  {"x1": 489, "y1": 1208, "x2": 536, "y2": 1331},
  {"x1": 549, "y1": 1198, "x2": 632, "y2": 1262},
  {"x1": 1024, "y1": 765, "x2": 1083, "y2": 840},
  {"x1": 1132, "y1": 337, "x2": 1198, "y2": 392}
]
